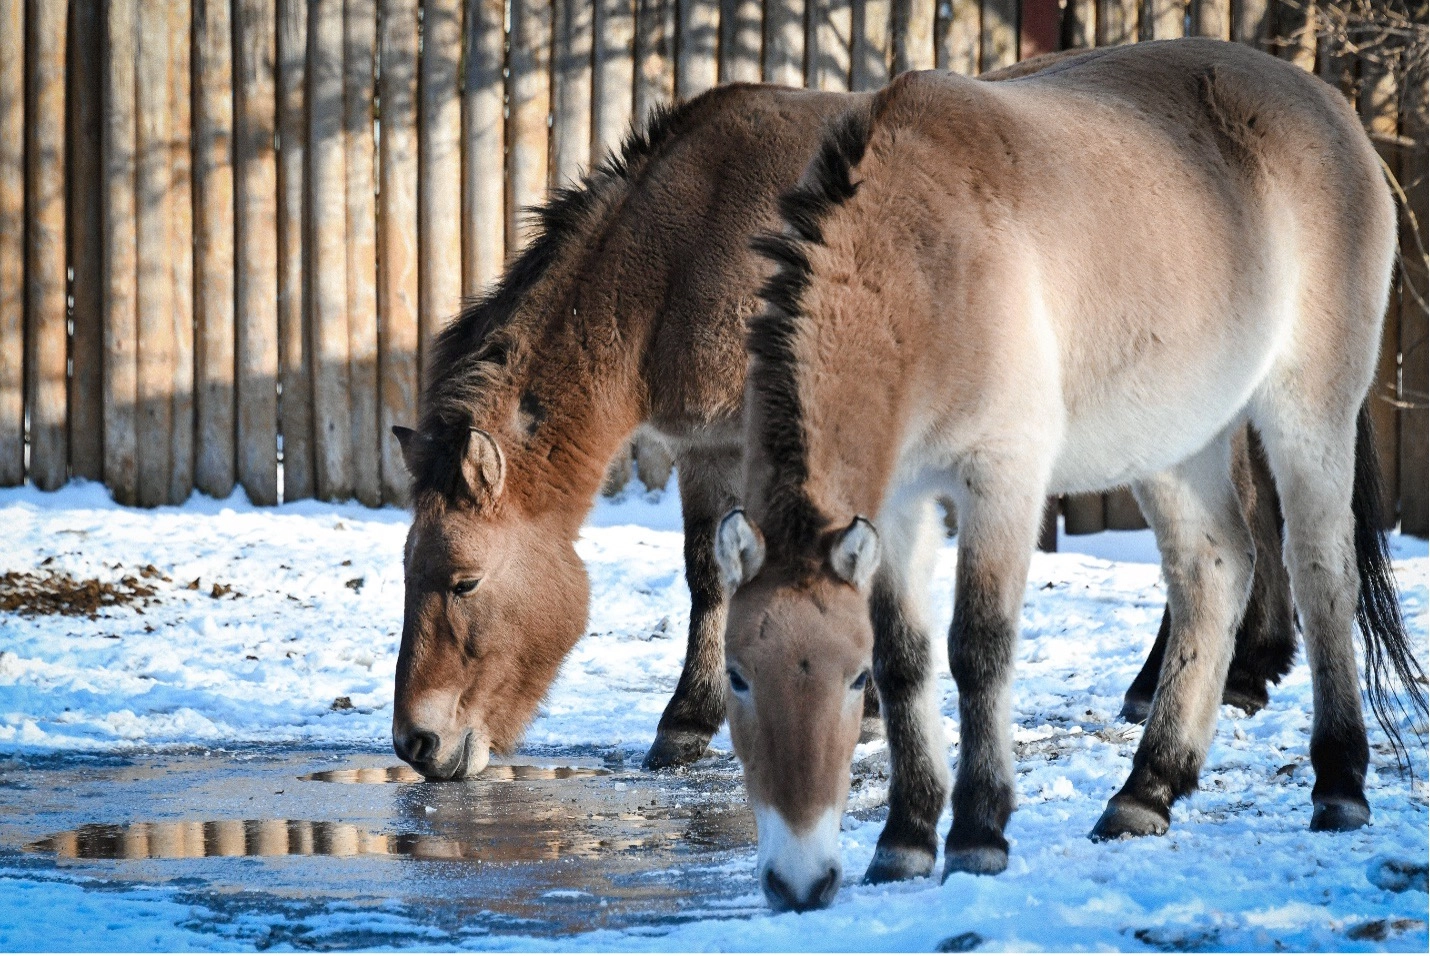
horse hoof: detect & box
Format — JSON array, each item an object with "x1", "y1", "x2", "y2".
[
  {"x1": 1119, "y1": 694, "x2": 1152, "y2": 725},
  {"x1": 1310, "y1": 798, "x2": 1370, "y2": 832},
  {"x1": 642, "y1": 730, "x2": 710, "y2": 770},
  {"x1": 1090, "y1": 799, "x2": 1169, "y2": 841},
  {"x1": 942, "y1": 845, "x2": 1008, "y2": 879},
  {"x1": 863, "y1": 845, "x2": 935, "y2": 884},
  {"x1": 858, "y1": 716, "x2": 885, "y2": 743},
  {"x1": 1221, "y1": 684, "x2": 1269, "y2": 716}
]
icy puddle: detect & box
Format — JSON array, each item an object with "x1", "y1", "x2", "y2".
[{"x1": 0, "y1": 748, "x2": 763, "y2": 944}]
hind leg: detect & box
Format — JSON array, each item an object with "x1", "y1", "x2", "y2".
[
  {"x1": 1093, "y1": 433, "x2": 1254, "y2": 839},
  {"x1": 864, "y1": 498, "x2": 950, "y2": 884},
  {"x1": 645, "y1": 446, "x2": 741, "y2": 769},
  {"x1": 1121, "y1": 427, "x2": 1297, "y2": 722},
  {"x1": 1255, "y1": 406, "x2": 1370, "y2": 831}
]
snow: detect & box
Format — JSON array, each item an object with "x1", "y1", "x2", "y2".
[{"x1": 1, "y1": 480, "x2": 1427, "y2": 951}]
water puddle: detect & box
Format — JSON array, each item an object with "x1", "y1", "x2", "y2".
[{"x1": 3, "y1": 749, "x2": 759, "y2": 938}]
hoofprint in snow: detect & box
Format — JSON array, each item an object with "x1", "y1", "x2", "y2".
[{"x1": 0, "y1": 481, "x2": 1426, "y2": 951}]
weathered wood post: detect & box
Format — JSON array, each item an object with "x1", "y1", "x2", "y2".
[
  {"x1": 0, "y1": 0, "x2": 24, "y2": 486},
  {"x1": 277, "y1": 0, "x2": 313, "y2": 500},
  {"x1": 345, "y1": 0, "x2": 381, "y2": 506}
]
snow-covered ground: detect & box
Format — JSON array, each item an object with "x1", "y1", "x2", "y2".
[{"x1": 0, "y1": 480, "x2": 1426, "y2": 951}]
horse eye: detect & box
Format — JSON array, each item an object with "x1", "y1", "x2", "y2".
[
  {"x1": 451, "y1": 579, "x2": 481, "y2": 596},
  {"x1": 850, "y1": 670, "x2": 870, "y2": 692},
  {"x1": 727, "y1": 668, "x2": 750, "y2": 694}
]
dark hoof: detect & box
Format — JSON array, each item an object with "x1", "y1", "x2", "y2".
[
  {"x1": 1119, "y1": 694, "x2": 1152, "y2": 725},
  {"x1": 1090, "y1": 799, "x2": 1169, "y2": 841},
  {"x1": 943, "y1": 840, "x2": 1012, "y2": 880},
  {"x1": 1222, "y1": 684, "x2": 1269, "y2": 716},
  {"x1": 642, "y1": 729, "x2": 711, "y2": 770},
  {"x1": 863, "y1": 845, "x2": 935, "y2": 884},
  {"x1": 1310, "y1": 797, "x2": 1370, "y2": 833},
  {"x1": 858, "y1": 716, "x2": 885, "y2": 743},
  {"x1": 942, "y1": 845, "x2": 1008, "y2": 879}
]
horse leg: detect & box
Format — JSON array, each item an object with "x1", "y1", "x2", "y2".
[
  {"x1": 1092, "y1": 434, "x2": 1254, "y2": 839},
  {"x1": 864, "y1": 498, "x2": 949, "y2": 884},
  {"x1": 1221, "y1": 427, "x2": 1298, "y2": 713},
  {"x1": 1255, "y1": 406, "x2": 1370, "y2": 831},
  {"x1": 1120, "y1": 426, "x2": 1297, "y2": 722},
  {"x1": 942, "y1": 467, "x2": 1048, "y2": 878},
  {"x1": 644, "y1": 445, "x2": 741, "y2": 769}
]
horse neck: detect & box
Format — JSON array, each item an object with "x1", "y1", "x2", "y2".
[{"x1": 495, "y1": 221, "x2": 663, "y2": 527}]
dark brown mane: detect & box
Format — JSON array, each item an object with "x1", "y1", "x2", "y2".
[
  {"x1": 746, "y1": 105, "x2": 873, "y2": 561},
  {"x1": 408, "y1": 100, "x2": 707, "y2": 498}
]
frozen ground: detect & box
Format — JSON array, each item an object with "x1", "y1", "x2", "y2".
[{"x1": 0, "y1": 480, "x2": 1426, "y2": 951}]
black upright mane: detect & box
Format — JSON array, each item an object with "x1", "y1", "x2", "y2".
[
  {"x1": 746, "y1": 105, "x2": 873, "y2": 558},
  {"x1": 409, "y1": 99, "x2": 705, "y2": 495}
]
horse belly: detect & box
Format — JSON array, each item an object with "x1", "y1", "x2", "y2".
[{"x1": 1048, "y1": 328, "x2": 1283, "y2": 494}]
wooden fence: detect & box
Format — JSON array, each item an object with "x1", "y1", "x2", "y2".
[{"x1": 0, "y1": 0, "x2": 1424, "y2": 534}]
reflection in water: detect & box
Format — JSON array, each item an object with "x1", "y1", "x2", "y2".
[
  {"x1": 34, "y1": 821, "x2": 412, "y2": 860},
  {"x1": 298, "y1": 764, "x2": 610, "y2": 784}
]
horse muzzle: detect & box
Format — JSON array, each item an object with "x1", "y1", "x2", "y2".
[
  {"x1": 754, "y1": 804, "x2": 844, "y2": 912},
  {"x1": 393, "y1": 727, "x2": 491, "y2": 781}
]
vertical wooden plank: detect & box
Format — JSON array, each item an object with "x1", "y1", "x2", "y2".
[
  {"x1": 25, "y1": 0, "x2": 69, "y2": 491},
  {"x1": 309, "y1": 0, "x2": 352, "y2": 500},
  {"x1": 236, "y1": 0, "x2": 280, "y2": 505},
  {"x1": 1019, "y1": 0, "x2": 1061, "y2": 58},
  {"x1": 135, "y1": 0, "x2": 173, "y2": 506},
  {"x1": 508, "y1": 0, "x2": 553, "y2": 248},
  {"x1": 418, "y1": 0, "x2": 459, "y2": 373},
  {"x1": 891, "y1": 0, "x2": 933, "y2": 74},
  {"x1": 378, "y1": 0, "x2": 418, "y2": 502},
  {"x1": 808, "y1": 0, "x2": 851, "y2": 91},
  {"x1": 1189, "y1": 0, "x2": 1228, "y2": 40},
  {"x1": 719, "y1": 0, "x2": 762, "y2": 83},
  {"x1": 764, "y1": 0, "x2": 805, "y2": 86},
  {"x1": 1231, "y1": 0, "x2": 1268, "y2": 48},
  {"x1": 276, "y1": 0, "x2": 313, "y2": 500},
  {"x1": 463, "y1": 0, "x2": 505, "y2": 294},
  {"x1": 981, "y1": 0, "x2": 1018, "y2": 71},
  {"x1": 193, "y1": 0, "x2": 236, "y2": 498},
  {"x1": 553, "y1": 0, "x2": 595, "y2": 186},
  {"x1": 850, "y1": 0, "x2": 889, "y2": 90},
  {"x1": 634, "y1": 0, "x2": 674, "y2": 122},
  {"x1": 1062, "y1": 0, "x2": 1096, "y2": 49},
  {"x1": 1399, "y1": 93, "x2": 1428, "y2": 536},
  {"x1": 594, "y1": 0, "x2": 636, "y2": 154},
  {"x1": 678, "y1": 0, "x2": 720, "y2": 97},
  {"x1": 1362, "y1": 61, "x2": 1402, "y2": 526},
  {"x1": 1063, "y1": 493, "x2": 1106, "y2": 535},
  {"x1": 935, "y1": 0, "x2": 976, "y2": 76},
  {"x1": 68, "y1": 0, "x2": 104, "y2": 481},
  {"x1": 0, "y1": 0, "x2": 23, "y2": 485},
  {"x1": 168, "y1": 0, "x2": 194, "y2": 503},
  {"x1": 345, "y1": 0, "x2": 380, "y2": 507},
  {"x1": 103, "y1": 0, "x2": 139, "y2": 504},
  {"x1": 1103, "y1": 488, "x2": 1147, "y2": 530},
  {"x1": 1096, "y1": 0, "x2": 1138, "y2": 46},
  {"x1": 1147, "y1": 0, "x2": 1186, "y2": 40}
]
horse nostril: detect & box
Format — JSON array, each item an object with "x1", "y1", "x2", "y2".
[
  {"x1": 812, "y1": 866, "x2": 840, "y2": 906},
  {"x1": 396, "y1": 729, "x2": 440, "y2": 766},
  {"x1": 762, "y1": 869, "x2": 798, "y2": 912}
]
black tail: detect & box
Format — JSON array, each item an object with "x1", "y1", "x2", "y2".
[{"x1": 1352, "y1": 405, "x2": 1428, "y2": 768}]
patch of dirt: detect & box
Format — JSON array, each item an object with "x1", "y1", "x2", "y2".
[
  {"x1": 1345, "y1": 918, "x2": 1426, "y2": 942},
  {"x1": 0, "y1": 569, "x2": 159, "y2": 618}
]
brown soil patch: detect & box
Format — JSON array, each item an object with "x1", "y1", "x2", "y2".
[{"x1": 0, "y1": 569, "x2": 159, "y2": 618}]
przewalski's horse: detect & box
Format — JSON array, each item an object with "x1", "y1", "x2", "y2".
[
  {"x1": 387, "y1": 57, "x2": 1295, "y2": 783},
  {"x1": 716, "y1": 38, "x2": 1426, "y2": 912}
]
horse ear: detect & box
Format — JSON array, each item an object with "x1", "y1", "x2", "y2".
[
  {"x1": 715, "y1": 509, "x2": 765, "y2": 593},
  {"x1": 391, "y1": 426, "x2": 427, "y2": 477},
  {"x1": 830, "y1": 516, "x2": 880, "y2": 590},
  {"x1": 462, "y1": 428, "x2": 506, "y2": 503}
]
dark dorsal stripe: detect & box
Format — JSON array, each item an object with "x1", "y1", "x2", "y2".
[
  {"x1": 408, "y1": 99, "x2": 708, "y2": 498},
  {"x1": 746, "y1": 106, "x2": 874, "y2": 562}
]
